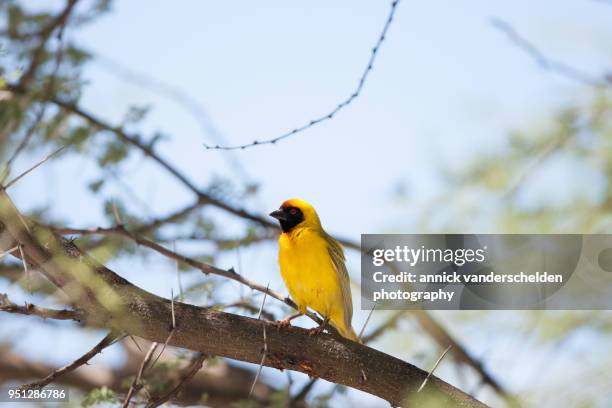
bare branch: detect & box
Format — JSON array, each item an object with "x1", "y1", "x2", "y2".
[
  {"x1": 5, "y1": 3, "x2": 72, "y2": 170},
  {"x1": 410, "y1": 310, "x2": 510, "y2": 401},
  {"x1": 145, "y1": 353, "x2": 207, "y2": 408},
  {"x1": 4, "y1": 146, "x2": 66, "y2": 189},
  {"x1": 17, "y1": 0, "x2": 79, "y2": 88},
  {"x1": 0, "y1": 190, "x2": 486, "y2": 407},
  {"x1": 123, "y1": 342, "x2": 159, "y2": 408},
  {"x1": 50, "y1": 223, "x2": 325, "y2": 326},
  {"x1": 0, "y1": 293, "x2": 82, "y2": 321},
  {"x1": 204, "y1": 0, "x2": 402, "y2": 150},
  {"x1": 21, "y1": 331, "x2": 120, "y2": 390},
  {"x1": 92, "y1": 53, "x2": 250, "y2": 180},
  {"x1": 0, "y1": 245, "x2": 19, "y2": 259},
  {"x1": 491, "y1": 17, "x2": 609, "y2": 88}
]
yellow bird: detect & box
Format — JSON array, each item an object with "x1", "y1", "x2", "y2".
[{"x1": 269, "y1": 199, "x2": 358, "y2": 341}]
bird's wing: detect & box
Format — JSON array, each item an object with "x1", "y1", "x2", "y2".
[{"x1": 324, "y1": 232, "x2": 353, "y2": 328}]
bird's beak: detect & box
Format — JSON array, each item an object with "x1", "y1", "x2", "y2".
[{"x1": 269, "y1": 209, "x2": 287, "y2": 221}]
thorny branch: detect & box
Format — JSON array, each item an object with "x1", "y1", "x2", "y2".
[
  {"x1": 491, "y1": 17, "x2": 611, "y2": 88},
  {"x1": 123, "y1": 342, "x2": 159, "y2": 408},
  {"x1": 0, "y1": 191, "x2": 486, "y2": 407},
  {"x1": 20, "y1": 332, "x2": 121, "y2": 391},
  {"x1": 3, "y1": 85, "x2": 508, "y2": 397},
  {"x1": 204, "y1": 0, "x2": 402, "y2": 150},
  {"x1": 50, "y1": 223, "x2": 326, "y2": 327},
  {"x1": 0, "y1": 293, "x2": 82, "y2": 321},
  {"x1": 144, "y1": 353, "x2": 207, "y2": 408},
  {"x1": 1, "y1": 3, "x2": 509, "y2": 401}
]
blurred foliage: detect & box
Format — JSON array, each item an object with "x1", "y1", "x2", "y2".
[
  {"x1": 432, "y1": 91, "x2": 612, "y2": 233},
  {"x1": 416, "y1": 89, "x2": 612, "y2": 407},
  {"x1": 81, "y1": 386, "x2": 118, "y2": 407}
]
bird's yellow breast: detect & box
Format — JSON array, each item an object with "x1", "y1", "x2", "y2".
[{"x1": 278, "y1": 228, "x2": 342, "y2": 316}]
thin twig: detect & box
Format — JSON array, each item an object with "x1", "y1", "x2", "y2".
[
  {"x1": 150, "y1": 294, "x2": 176, "y2": 369},
  {"x1": 4, "y1": 146, "x2": 66, "y2": 189},
  {"x1": 93, "y1": 53, "x2": 250, "y2": 181},
  {"x1": 173, "y1": 242, "x2": 184, "y2": 301},
  {"x1": 358, "y1": 304, "x2": 376, "y2": 340},
  {"x1": 112, "y1": 200, "x2": 123, "y2": 225},
  {"x1": 204, "y1": 0, "x2": 402, "y2": 150},
  {"x1": 223, "y1": 298, "x2": 276, "y2": 321},
  {"x1": 170, "y1": 288, "x2": 176, "y2": 328},
  {"x1": 503, "y1": 133, "x2": 572, "y2": 199},
  {"x1": 129, "y1": 336, "x2": 143, "y2": 353},
  {"x1": 21, "y1": 331, "x2": 119, "y2": 390},
  {"x1": 51, "y1": 224, "x2": 325, "y2": 326},
  {"x1": 361, "y1": 310, "x2": 405, "y2": 344},
  {"x1": 5, "y1": 4, "x2": 71, "y2": 171},
  {"x1": 290, "y1": 377, "x2": 317, "y2": 406},
  {"x1": 0, "y1": 246, "x2": 19, "y2": 260},
  {"x1": 491, "y1": 17, "x2": 608, "y2": 88},
  {"x1": 17, "y1": 244, "x2": 29, "y2": 292},
  {"x1": 16, "y1": 0, "x2": 79, "y2": 88},
  {"x1": 123, "y1": 341, "x2": 159, "y2": 408},
  {"x1": 417, "y1": 345, "x2": 452, "y2": 393},
  {"x1": 8, "y1": 81, "x2": 360, "y2": 250},
  {"x1": 249, "y1": 285, "x2": 269, "y2": 399},
  {"x1": 145, "y1": 352, "x2": 207, "y2": 408},
  {"x1": 0, "y1": 293, "x2": 82, "y2": 321}
]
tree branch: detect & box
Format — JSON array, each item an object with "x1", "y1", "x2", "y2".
[
  {"x1": 144, "y1": 352, "x2": 207, "y2": 408},
  {"x1": 203, "y1": 0, "x2": 402, "y2": 150},
  {"x1": 0, "y1": 189, "x2": 485, "y2": 407},
  {"x1": 0, "y1": 293, "x2": 82, "y2": 321},
  {"x1": 21, "y1": 331, "x2": 120, "y2": 390},
  {"x1": 123, "y1": 341, "x2": 159, "y2": 407},
  {"x1": 491, "y1": 17, "x2": 610, "y2": 88},
  {"x1": 16, "y1": 0, "x2": 79, "y2": 88},
  {"x1": 49, "y1": 223, "x2": 325, "y2": 326}
]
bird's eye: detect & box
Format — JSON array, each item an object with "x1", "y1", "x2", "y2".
[{"x1": 289, "y1": 208, "x2": 298, "y2": 216}]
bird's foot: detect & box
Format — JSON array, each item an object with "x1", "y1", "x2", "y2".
[
  {"x1": 275, "y1": 318, "x2": 292, "y2": 328},
  {"x1": 308, "y1": 325, "x2": 326, "y2": 337}
]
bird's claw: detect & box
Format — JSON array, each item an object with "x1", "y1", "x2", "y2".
[
  {"x1": 275, "y1": 319, "x2": 292, "y2": 328},
  {"x1": 308, "y1": 326, "x2": 325, "y2": 337}
]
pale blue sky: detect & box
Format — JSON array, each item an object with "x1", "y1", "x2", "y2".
[{"x1": 3, "y1": 1, "x2": 612, "y2": 406}]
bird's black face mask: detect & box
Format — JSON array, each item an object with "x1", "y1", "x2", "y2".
[{"x1": 269, "y1": 206, "x2": 304, "y2": 232}]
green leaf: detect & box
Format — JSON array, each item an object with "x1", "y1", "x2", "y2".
[{"x1": 81, "y1": 386, "x2": 117, "y2": 407}]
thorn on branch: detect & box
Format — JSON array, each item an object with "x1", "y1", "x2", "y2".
[
  {"x1": 358, "y1": 304, "x2": 377, "y2": 341},
  {"x1": 17, "y1": 244, "x2": 29, "y2": 292},
  {"x1": 249, "y1": 285, "x2": 270, "y2": 399},
  {"x1": 150, "y1": 293, "x2": 177, "y2": 370},
  {"x1": 417, "y1": 345, "x2": 452, "y2": 393},
  {"x1": 0, "y1": 246, "x2": 19, "y2": 260},
  {"x1": 204, "y1": 0, "x2": 402, "y2": 151}
]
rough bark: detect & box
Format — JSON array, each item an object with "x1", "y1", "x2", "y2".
[{"x1": 0, "y1": 189, "x2": 486, "y2": 407}]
